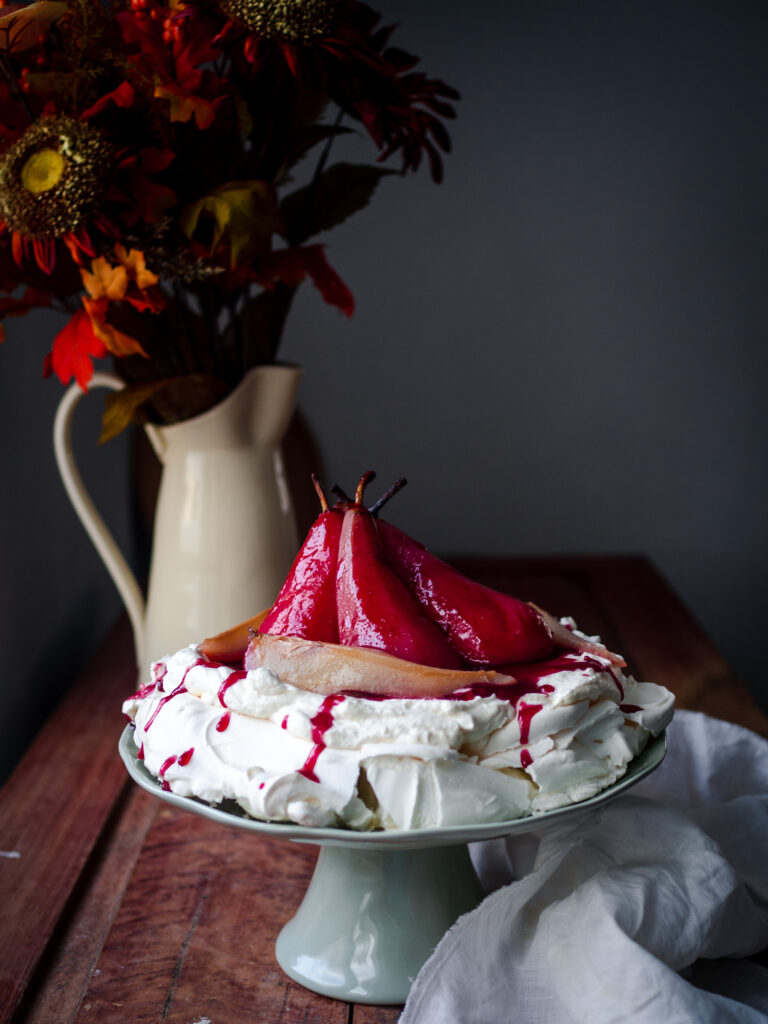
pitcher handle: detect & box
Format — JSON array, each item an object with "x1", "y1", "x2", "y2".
[{"x1": 53, "y1": 371, "x2": 147, "y2": 667}]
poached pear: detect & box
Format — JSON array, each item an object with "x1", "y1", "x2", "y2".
[
  {"x1": 259, "y1": 475, "x2": 343, "y2": 643},
  {"x1": 336, "y1": 473, "x2": 463, "y2": 669}
]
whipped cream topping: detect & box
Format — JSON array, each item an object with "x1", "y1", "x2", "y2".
[{"x1": 122, "y1": 621, "x2": 674, "y2": 830}]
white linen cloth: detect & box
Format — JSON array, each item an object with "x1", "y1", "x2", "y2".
[{"x1": 400, "y1": 710, "x2": 768, "y2": 1023}]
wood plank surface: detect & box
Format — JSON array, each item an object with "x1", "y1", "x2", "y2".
[
  {"x1": 354, "y1": 1006, "x2": 403, "y2": 1023},
  {"x1": 14, "y1": 785, "x2": 159, "y2": 1024},
  {"x1": 582, "y1": 557, "x2": 768, "y2": 738},
  {"x1": 0, "y1": 618, "x2": 137, "y2": 1020},
  {"x1": 73, "y1": 808, "x2": 347, "y2": 1024},
  {"x1": 3, "y1": 556, "x2": 766, "y2": 1024}
]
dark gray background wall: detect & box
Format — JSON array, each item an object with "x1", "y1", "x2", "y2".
[{"x1": 2, "y1": 0, "x2": 767, "y2": 781}]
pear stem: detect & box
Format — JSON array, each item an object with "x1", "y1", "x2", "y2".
[
  {"x1": 311, "y1": 473, "x2": 329, "y2": 512},
  {"x1": 369, "y1": 477, "x2": 408, "y2": 516},
  {"x1": 355, "y1": 471, "x2": 377, "y2": 506}
]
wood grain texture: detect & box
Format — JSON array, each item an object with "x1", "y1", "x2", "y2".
[
  {"x1": 353, "y1": 1005, "x2": 403, "y2": 1022},
  {"x1": 74, "y1": 808, "x2": 348, "y2": 1024},
  {"x1": 14, "y1": 785, "x2": 158, "y2": 1024},
  {"x1": 583, "y1": 556, "x2": 768, "y2": 738},
  {"x1": 0, "y1": 618, "x2": 137, "y2": 1020}
]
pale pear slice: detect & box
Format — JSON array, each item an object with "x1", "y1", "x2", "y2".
[
  {"x1": 530, "y1": 604, "x2": 626, "y2": 668},
  {"x1": 244, "y1": 631, "x2": 519, "y2": 699},
  {"x1": 200, "y1": 609, "x2": 269, "y2": 663}
]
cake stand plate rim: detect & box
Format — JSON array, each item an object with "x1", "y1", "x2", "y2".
[{"x1": 118, "y1": 726, "x2": 666, "y2": 849}]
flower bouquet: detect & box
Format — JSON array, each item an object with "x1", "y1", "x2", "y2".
[{"x1": 0, "y1": 0, "x2": 458, "y2": 438}]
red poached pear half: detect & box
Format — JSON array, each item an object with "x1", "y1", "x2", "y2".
[
  {"x1": 259, "y1": 475, "x2": 343, "y2": 644},
  {"x1": 200, "y1": 476, "x2": 341, "y2": 663},
  {"x1": 206, "y1": 471, "x2": 625, "y2": 690},
  {"x1": 377, "y1": 519, "x2": 554, "y2": 665},
  {"x1": 377, "y1": 520, "x2": 624, "y2": 667},
  {"x1": 335, "y1": 473, "x2": 463, "y2": 670}
]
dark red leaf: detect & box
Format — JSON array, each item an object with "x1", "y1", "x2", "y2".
[
  {"x1": 82, "y1": 81, "x2": 136, "y2": 120},
  {"x1": 261, "y1": 245, "x2": 354, "y2": 316},
  {"x1": 299, "y1": 245, "x2": 354, "y2": 316}
]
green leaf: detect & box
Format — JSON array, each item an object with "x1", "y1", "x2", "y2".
[
  {"x1": 179, "y1": 181, "x2": 284, "y2": 268},
  {"x1": 100, "y1": 381, "x2": 167, "y2": 443},
  {"x1": 100, "y1": 375, "x2": 233, "y2": 441},
  {"x1": 281, "y1": 163, "x2": 397, "y2": 246}
]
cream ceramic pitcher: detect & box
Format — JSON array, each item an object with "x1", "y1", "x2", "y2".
[{"x1": 54, "y1": 365, "x2": 301, "y2": 673}]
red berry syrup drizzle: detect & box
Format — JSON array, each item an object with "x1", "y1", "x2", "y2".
[
  {"x1": 514, "y1": 700, "x2": 545, "y2": 773},
  {"x1": 452, "y1": 650, "x2": 626, "y2": 770},
  {"x1": 451, "y1": 680, "x2": 555, "y2": 704},
  {"x1": 126, "y1": 681, "x2": 158, "y2": 703},
  {"x1": 517, "y1": 701, "x2": 543, "y2": 744},
  {"x1": 300, "y1": 652, "x2": 627, "y2": 784},
  {"x1": 510, "y1": 652, "x2": 625, "y2": 700},
  {"x1": 158, "y1": 747, "x2": 194, "y2": 791},
  {"x1": 298, "y1": 694, "x2": 347, "y2": 783},
  {"x1": 143, "y1": 681, "x2": 187, "y2": 731},
  {"x1": 124, "y1": 661, "x2": 168, "y2": 723},
  {"x1": 210, "y1": 667, "x2": 249, "y2": 731},
  {"x1": 144, "y1": 657, "x2": 212, "y2": 731},
  {"x1": 217, "y1": 669, "x2": 248, "y2": 708},
  {"x1": 124, "y1": 685, "x2": 156, "y2": 727}
]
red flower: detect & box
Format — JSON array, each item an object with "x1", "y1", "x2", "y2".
[
  {"x1": 0, "y1": 0, "x2": 458, "y2": 435},
  {"x1": 0, "y1": 116, "x2": 108, "y2": 274},
  {"x1": 195, "y1": 0, "x2": 459, "y2": 181},
  {"x1": 323, "y1": 11, "x2": 458, "y2": 181},
  {"x1": 117, "y1": 8, "x2": 229, "y2": 130},
  {"x1": 0, "y1": 80, "x2": 175, "y2": 277}
]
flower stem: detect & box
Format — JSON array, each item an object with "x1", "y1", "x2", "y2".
[{"x1": 288, "y1": 104, "x2": 344, "y2": 246}]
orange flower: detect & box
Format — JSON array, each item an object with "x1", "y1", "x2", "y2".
[
  {"x1": 77, "y1": 246, "x2": 166, "y2": 365},
  {"x1": 81, "y1": 247, "x2": 163, "y2": 312},
  {"x1": 82, "y1": 295, "x2": 148, "y2": 359},
  {"x1": 81, "y1": 257, "x2": 129, "y2": 302},
  {"x1": 52, "y1": 246, "x2": 167, "y2": 383},
  {"x1": 114, "y1": 245, "x2": 160, "y2": 291},
  {"x1": 153, "y1": 82, "x2": 222, "y2": 129}
]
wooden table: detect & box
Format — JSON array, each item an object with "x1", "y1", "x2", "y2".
[{"x1": 2, "y1": 556, "x2": 767, "y2": 1024}]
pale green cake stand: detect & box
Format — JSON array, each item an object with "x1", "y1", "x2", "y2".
[{"x1": 120, "y1": 727, "x2": 666, "y2": 1005}]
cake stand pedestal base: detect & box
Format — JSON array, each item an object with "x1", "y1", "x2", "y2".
[
  {"x1": 276, "y1": 842, "x2": 484, "y2": 1005},
  {"x1": 120, "y1": 726, "x2": 667, "y2": 1008}
]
